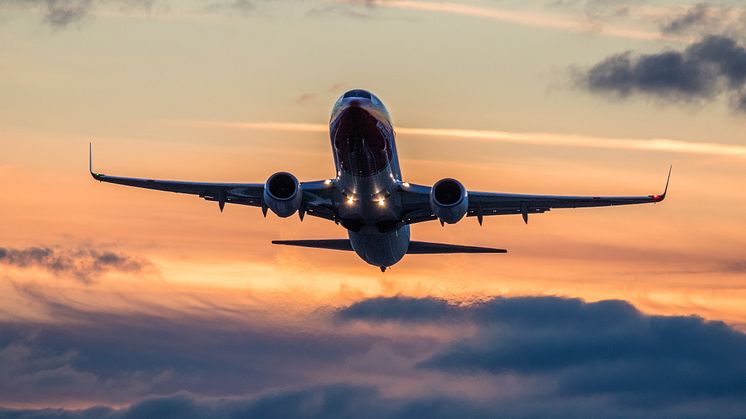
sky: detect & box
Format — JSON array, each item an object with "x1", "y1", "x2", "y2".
[{"x1": 1, "y1": 0, "x2": 746, "y2": 417}]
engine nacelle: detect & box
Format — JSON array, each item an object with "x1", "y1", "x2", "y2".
[
  {"x1": 430, "y1": 178, "x2": 468, "y2": 224},
  {"x1": 263, "y1": 172, "x2": 302, "y2": 218}
]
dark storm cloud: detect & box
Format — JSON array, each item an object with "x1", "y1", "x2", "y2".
[
  {"x1": 0, "y1": 0, "x2": 155, "y2": 28},
  {"x1": 0, "y1": 245, "x2": 148, "y2": 283},
  {"x1": 577, "y1": 35, "x2": 746, "y2": 111}
]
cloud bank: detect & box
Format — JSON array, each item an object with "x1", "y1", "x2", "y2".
[
  {"x1": 342, "y1": 297, "x2": 746, "y2": 402},
  {"x1": 2, "y1": 293, "x2": 746, "y2": 418}
]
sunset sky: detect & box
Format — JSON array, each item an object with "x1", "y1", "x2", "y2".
[{"x1": 2, "y1": 0, "x2": 746, "y2": 417}]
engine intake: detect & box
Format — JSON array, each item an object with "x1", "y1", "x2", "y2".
[
  {"x1": 430, "y1": 178, "x2": 468, "y2": 224},
  {"x1": 263, "y1": 172, "x2": 302, "y2": 217}
]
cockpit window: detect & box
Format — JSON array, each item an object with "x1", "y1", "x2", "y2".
[{"x1": 342, "y1": 89, "x2": 372, "y2": 99}]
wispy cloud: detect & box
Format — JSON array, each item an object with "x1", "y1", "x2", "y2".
[
  {"x1": 0, "y1": 245, "x2": 150, "y2": 283},
  {"x1": 0, "y1": 0, "x2": 156, "y2": 28},
  {"x1": 659, "y1": 3, "x2": 746, "y2": 38},
  {"x1": 295, "y1": 82, "x2": 348, "y2": 104},
  {"x1": 179, "y1": 120, "x2": 746, "y2": 160},
  {"x1": 339, "y1": 0, "x2": 683, "y2": 42}
]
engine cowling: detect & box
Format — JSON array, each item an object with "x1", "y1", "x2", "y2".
[
  {"x1": 263, "y1": 172, "x2": 302, "y2": 218},
  {"x1": 430, "y1": 178, "x2": 468, "y2": 224}
]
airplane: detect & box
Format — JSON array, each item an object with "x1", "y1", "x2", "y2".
[{"x1": 90, "y1": 89, "x2": 670, "y2": 272}]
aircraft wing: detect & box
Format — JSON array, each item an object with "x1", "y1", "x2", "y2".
[
  {"x1": 88, "y1": 144, "x2": 336, "y2": 217},
  {"x1": 401, "y1": 167, "x2": 671, "y2": 225}
]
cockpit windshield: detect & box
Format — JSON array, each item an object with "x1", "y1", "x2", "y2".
[{"x1": 342, "y1": 89, "x2": 372, "y2": 99}]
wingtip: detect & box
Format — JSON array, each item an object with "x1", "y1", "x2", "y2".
[
  {"x1": 664, "y1": 165, "x2": 672, "y2": 196},
  {"x1": 652, "y1": 165, "x2": 672, "y2": 202},
  {"x1": 89, "y1": 142, "x2": 103, "y2": 180}
]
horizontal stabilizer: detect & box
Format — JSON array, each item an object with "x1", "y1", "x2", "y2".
[
  {"x1": 272, "y1": 239, "x2": 506, "y2": 254},
  {"x1": 407, "y1": 241, "x2": 507, "y2": 254},
  {"x1": 272, "y1": 239, "x2": 353, "y2": 251}
]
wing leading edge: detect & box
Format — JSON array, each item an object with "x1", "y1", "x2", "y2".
[
  {"x1": 401, "y1": 166, "x2": 671, "y2": 225},
  {"x1": 89, "y1": 144, "x2": 264, "y2": 209},
  {"x1": 88, "y1": 144, "x2": 335, "y2": 217}
]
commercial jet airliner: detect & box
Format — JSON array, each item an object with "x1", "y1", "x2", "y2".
[{"x1": 90, "y1": 89, "x2": 670, "y2": 271}]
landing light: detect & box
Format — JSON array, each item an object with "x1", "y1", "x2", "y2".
[
  {"x1": 378, "y1": 197, "x2": 385, "y2": 207},
  {"x1": 346, "y1": 196, "x2": 354, "y2": 205},
  {"x1": 324, "y1": 179, "x2": 332, "y2": 185},
  {"x1": 402, "y1": 182, "x2": 410, "y2": 188}
]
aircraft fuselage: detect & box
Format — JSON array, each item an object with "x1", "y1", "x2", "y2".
[{"x1": 329, "y1": 89, "x2": 410, "y2": 268}]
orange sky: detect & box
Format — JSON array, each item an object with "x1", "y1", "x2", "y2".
[
  {"x1": 5, "y1": 3, "x2": 746, "y2": 416},
  {"x1": 1, "y1": 0, "x2": 745, "y2": 331},
  {"x1": 2, "y1": 123, "x2": 745, "y2": 328}
]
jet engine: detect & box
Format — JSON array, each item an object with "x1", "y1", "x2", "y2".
[
  {"x1": 430, "y1": 178, "x2": 468, "y2": 224},
  {"x1": 263, "y1": 172, "x2": 302, "y2": 218}
]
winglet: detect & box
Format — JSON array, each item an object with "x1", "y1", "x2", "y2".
[
  {"x1": 652, "y1": 165, "x2": 672, "y2": 202},
  {"x1": 89, "y1": 142, "x2": 103, "y2": 180}
]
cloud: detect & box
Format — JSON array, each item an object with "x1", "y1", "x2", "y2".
[
  {"x1": 180, "y1": 119, "x2": 746, "y2": 159},
  {"x1": 294, "y1": 83, "x2": 348, "y2": 103},
  {"x1": 661, "y1": 3, "x2": 713, "y2": 35},
  {"x1": 0, "y1": 284, "x2": 387, "y2": 406},
  {"x1": 337, "y1": 296, "x2": 460, "y2": 322},
  {"x1": 0, "y1": 0, "x2": 155, "y2": 28},
  {"x1": 659, "y1": 3, "x2": 746, "y2": 39},
  {"x1": 338, "y1": 0, "x2": 668, "y2": 41},
  {"x1": 0, "y1": 245, "x2": 149, "y2": 283},
  {"x1": 0, "y1": 386, "x2": 499, "y2": 419},
  {"x1": 204, "y1": 0, "x2": 255, "y2": 16},
  {"x1": 3, "y1": 293, "x2": 746, "y2": 417},
  {"x1": 343, "y1": 296, "x2": 746, "y2": 405},
  {"x1": 577, "y1": 35, "x2": 746, "y2": 112}
]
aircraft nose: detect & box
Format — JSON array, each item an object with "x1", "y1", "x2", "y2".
[
  {"x1": 348, "y1": 99, "x2": 363, "y2": 108},
  {"x1": 342, "y1": 89, "x2": 373, "y2": 100}
]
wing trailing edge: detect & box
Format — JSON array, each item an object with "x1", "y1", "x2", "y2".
[
  {"x1": 272, "y1": 239, "x2": 507, "y2": 254},
  {"x1": 271, "y1": 239, "x2": 353, "y2": 251},
  {"x1": 407, "y1": 241, "x2": 507, "y2": 254}
]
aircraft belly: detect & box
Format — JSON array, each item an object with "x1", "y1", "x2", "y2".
[{"x1": 349, "y1": 225, "x2": 410, "y2": 267}]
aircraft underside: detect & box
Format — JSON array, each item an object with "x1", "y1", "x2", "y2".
[{"x1": 89, "y1": 88, "x2": 669, "y2": 271}]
